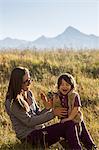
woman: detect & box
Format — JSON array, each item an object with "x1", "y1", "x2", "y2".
[{"x1": 5, "y1": 67, "x2": 82, "y2": 149}]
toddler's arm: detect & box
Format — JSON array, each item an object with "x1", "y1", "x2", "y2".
[{"x1": 61, "y1": 106, "x2": 80, "y2": 123}]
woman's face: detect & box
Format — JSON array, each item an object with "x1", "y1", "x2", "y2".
[
  {"x1": 22, "y1": 71, "x2": 31, "y2": 91},
  {"x1": 59, "y1": 79, "x2": 71, "y2": 95}
]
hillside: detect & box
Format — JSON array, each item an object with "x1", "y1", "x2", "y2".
[{"x1": 0, "y1": 49, "x2": 99, "y2": 149}]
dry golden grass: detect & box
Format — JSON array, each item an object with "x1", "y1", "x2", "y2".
[{"x1": 0, "y1": 49, "x2": 99, "y2": 149}]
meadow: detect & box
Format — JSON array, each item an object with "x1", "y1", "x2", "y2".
[{"x1": 0, "y1": 49, "x2": 99, "y2": 150}]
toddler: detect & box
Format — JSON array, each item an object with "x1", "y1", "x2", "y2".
[{"x1": 46, "y1": 73, "x2": 97, "y2": 150}]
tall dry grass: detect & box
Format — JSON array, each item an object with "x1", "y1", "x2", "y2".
[{"x1": 0, "y1": 49, "x2": 99, "y2": 149}]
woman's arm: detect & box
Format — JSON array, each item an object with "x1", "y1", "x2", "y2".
[
  {"x1": 11, "y1": 101, "x2": 68, "y2": 128},
  {"x1": 11, "y1": 101, "x2": 55, "y2": 128}
]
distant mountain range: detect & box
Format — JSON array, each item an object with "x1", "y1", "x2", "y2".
[{"x1": 0, "y1": 26, "x2": 99, "y2": 50}]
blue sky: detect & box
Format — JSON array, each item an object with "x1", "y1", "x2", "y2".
[{"x1": 0, "y1": 0, "x2": 99, "y2": 41}]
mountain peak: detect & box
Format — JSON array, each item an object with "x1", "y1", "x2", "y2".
[
  {"x1": 66, "y1": 26, "x2": 75, "y2": 30},
  {"x1": 4, "y1": 37, "x2": 12, "y2": 41},
  {"x1": 39, "y1": 35, "x2": 46, "y2": 39},
  {"x1": 64, "y1": 26, "x2": 81, "y2": 34},
  {"x1": 33, "y1": 35, "x2": 47, "y2": 43}
]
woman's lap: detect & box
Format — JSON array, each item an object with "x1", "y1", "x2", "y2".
[
  {"x1": 26, "y1": 120, "x2": 81, "y2": 149},
  {"x1": 26, "y1": 122, "x2": 65, "y2": 146}
]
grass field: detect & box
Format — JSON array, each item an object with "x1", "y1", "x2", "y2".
[{"x1": 0, "y1": 49, "x2": 99, "y2": 149}]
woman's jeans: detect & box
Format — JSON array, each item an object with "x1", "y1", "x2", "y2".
[{"x1": 26, "y1": 120, "x2": 95, "y2": 150}]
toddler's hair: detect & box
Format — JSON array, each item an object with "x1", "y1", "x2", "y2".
[{"x1": 57, "y1": 73, "x2": 76, "y2": 89}]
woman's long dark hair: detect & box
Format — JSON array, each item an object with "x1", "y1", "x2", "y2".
[{"x1": 6, "y1": 67, "x2": 28, "y2": 101}]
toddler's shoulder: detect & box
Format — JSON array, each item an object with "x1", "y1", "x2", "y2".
[{"x1": 70, "y1": 91, "x2": 79, "y2": 97}]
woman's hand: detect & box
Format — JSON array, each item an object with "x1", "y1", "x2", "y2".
[
  {"x1": 40, "y1": 92, "x2": 47, "y2": 104},
  {"x1": 40, "y1": 92, "x2": 53, "y2": 109},
  {"x1": 53, "y1": 108, "x2": 68, "y2": 118}
]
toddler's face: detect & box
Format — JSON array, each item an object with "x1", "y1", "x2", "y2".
[{"x1": 59, "y1": 79, "x2": 71, "y2": 95}]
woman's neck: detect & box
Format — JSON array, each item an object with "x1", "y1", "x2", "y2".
[{"x1": 21, "y1": 91, "x2": 32, "y2": 106}]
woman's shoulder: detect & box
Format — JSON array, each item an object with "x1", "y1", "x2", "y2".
[
  {"x1": 11, "y1": 95, "x2": 26, "y2": 109},
  {"x1": 11, "y1": 99, "x2": 30, "y2": 115},
  {"x1": 11, "y1": 98, "x2": 23, "y2": 110}
]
